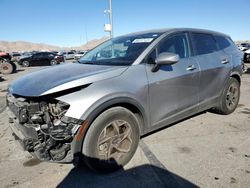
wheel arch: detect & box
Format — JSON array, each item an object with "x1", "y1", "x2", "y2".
[
  {"x1": 71, "y1": 97, "x2": 149, "y2": 156},
  {"x1": 230, "y1": 72, "x2": 241, "y2": 85}
]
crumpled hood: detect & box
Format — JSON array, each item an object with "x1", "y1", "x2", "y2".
[{"x1": 9, "y1": 63, "x2": 128, "y2": 97}]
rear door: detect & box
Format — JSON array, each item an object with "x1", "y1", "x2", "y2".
[
  {"x1": 146, "y1": 32, "x2": 200, "y2": 128},
  {"x1": 191, "y1": 33, "x2": 231, "y2": 106}
]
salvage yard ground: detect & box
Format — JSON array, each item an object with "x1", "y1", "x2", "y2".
[{"x1": 0, "y1": 63, "x2": 250, "y2": 188}]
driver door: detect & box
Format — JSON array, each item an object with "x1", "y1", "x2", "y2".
[
  {"x1": 32, "y1": 53, "x2": 44, "y2": 65},
  {"x1": 146, "y1": 33, "x2": 200, "y2": 128}
]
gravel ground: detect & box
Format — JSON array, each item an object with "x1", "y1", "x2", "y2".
[{"x1": 0, "y1": 64, "x2": 249, "y2": 188}]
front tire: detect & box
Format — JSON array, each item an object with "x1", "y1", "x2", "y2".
[
  {"x1": 22, "y1": 60, "x2": 30, "y2": 67},
  {"x1": 215, "y1": 77, "x2": 240, "y2": 115},
  {"x1": 82, "y1": 107, "x2": 140, "y2": 173}
]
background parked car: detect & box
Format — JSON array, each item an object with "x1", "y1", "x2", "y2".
[
  {"x1": 244, "y1": 49, "x2": 250, "y2": 63},
  {"x1": 18, "y1": 52, "x2": 64, "y2": 67},
  {"x1": 74, "y1": 50, "x2": 88, "y2": 59},
  {"x1": 58, "y1": 51, "x2": 75, "y2": 60},
  {"x1": 238, "y1": 43, "x2": 250, "y2": 51},
  {"x1": 10, "y1": 52, "x2": 21, "y2": 61}
]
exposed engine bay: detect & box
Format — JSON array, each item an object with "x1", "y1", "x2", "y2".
[{"x1": 7, "y1": 93, "x2": 82, "y2": 162}]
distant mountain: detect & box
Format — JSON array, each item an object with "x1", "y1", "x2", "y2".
[
  {"x1": 0, "y1": 37, "x2": 108, "y2": 52},
  {"x1": 0, "y1": 41, "x2": 60, "y2": 52},
  {"x1": 72, "y1": 37, "x2": 108, "y2": 51}
]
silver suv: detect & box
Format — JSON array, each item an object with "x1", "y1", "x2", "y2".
[{"x1": 7, "y1": 28, "x2": 243, "y2": 172}]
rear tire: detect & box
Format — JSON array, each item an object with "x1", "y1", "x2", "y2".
[
  {"x1": 81, "y1": 107, "x2": 140, "y2": 173},
  {"x1": 214, "y1": 77, "x2": 240, "y2": 115},
  {"x1": 50, "y1": 60, "x2": 57, "y2": 66},
  {"x1": 0, "y1": 62, "x2": 14, "y2": 74}
]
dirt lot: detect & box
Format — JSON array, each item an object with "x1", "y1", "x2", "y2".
[{"x1": 0, "y1": 64, "x2": 250, "y2": 188}]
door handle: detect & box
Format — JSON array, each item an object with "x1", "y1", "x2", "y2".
[
  {"x1": 186, "y1": 65, "x2": 196, "y2": 71},
  {"x1": 221, "y1": 59, "x2": 229, "y2": 64}
]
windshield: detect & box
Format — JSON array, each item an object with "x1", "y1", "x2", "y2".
[{"x1": 79, "y1": 33, "x2": 162, "y2": 66}]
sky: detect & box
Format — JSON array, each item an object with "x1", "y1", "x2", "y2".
[{"x1": 0, "y1": 0, "x2": 249, "y2": 47}]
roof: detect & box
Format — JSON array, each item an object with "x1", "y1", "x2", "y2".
[{"x1": 123, "y1": 28, "x2": 230, "y2": 38}]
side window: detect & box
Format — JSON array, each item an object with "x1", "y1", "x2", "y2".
[
  {"x1": 40, "y1": 53, "x2": 46, "y2": 58},
  {"x1": 214, "y1": 35, "x2": 231, "y2": 50},
  {"x1": 192, "y1": 33, "x2": 217, "y2": 55},
  {"x1": 34, "y1": 53, "x2": 42, "y2": 58},
  {"x1": 158, "y1": 34, "x2": 190, "y2": 59}
]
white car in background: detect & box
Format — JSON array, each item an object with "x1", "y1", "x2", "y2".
[
  {"x1": 238, "y1": 45, "x2": 247, "y2": 51},
  {"x1": 238, "y1": 43, "x2": 250, "y2": 51},
  {"x1": 244, "y1": 49, "x2": 250, "y2": 63},
  {"x1": 58, "y1": 51, "x2": 75, "y2": 60},
  {"x1": 74, "y1": 50, "x2": 88, "y2": 60}
]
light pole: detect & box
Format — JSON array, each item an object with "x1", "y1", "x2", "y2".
[
  {"x1": 109, "y1": 0, "x2": 113, "y2": 38},
  {"x1": 104, "y1": 0, "x2": 113, "y2": 39}
]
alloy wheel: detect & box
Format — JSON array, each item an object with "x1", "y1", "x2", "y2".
[
  {"x1": 97, "y1": 120, "x2": 132, "y2": 163},
  {"x1": 226, "y1": 83, "x2": 239, "y2": 110}
]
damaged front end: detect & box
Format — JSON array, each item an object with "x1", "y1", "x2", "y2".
[{"x1": 7, "y1": 93, "x2": 83, "y2": 162}]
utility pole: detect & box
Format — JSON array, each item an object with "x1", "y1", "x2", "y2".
[
  {"x1": 104, "y1": 0, "x2": 113, "y2": 39},
  {"x1": 109, "y1": 0, "x2": 113, "y2": 38}
]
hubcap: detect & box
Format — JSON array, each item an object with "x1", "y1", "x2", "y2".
[
  {"x1": 3, "y1": 65, "x2": 8, "y2": 70},
  {"x1": 23, "y1": 61, "x2": 29, "y2": 66},
  {"x1": 226, "y1": 83, "x2": 239, "y2": 110},
  {"x1": 97, "y1": 120, "x2": 132, "y2": 163}
]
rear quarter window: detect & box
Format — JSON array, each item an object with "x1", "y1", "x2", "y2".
[
  {"x1": 192, "y1": 33, "x2": 217, "y2": 55},
  {"x1": 214, "y1": 35, "x2": 231, "y2": 50}
]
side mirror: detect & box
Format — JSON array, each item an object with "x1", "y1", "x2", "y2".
[
  {"x1": 156, "y1": 52, "x2": 180, "y2": 65},
  {"x1": 152, "y1": 52, "x2": 180, "y2": 72}
]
